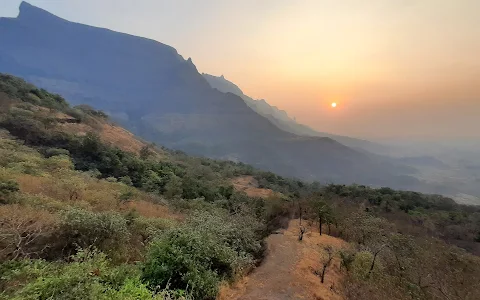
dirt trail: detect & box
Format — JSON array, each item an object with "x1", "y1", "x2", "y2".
[{"x1": 218, "y1": 220, "x2": 347, "y2": 300}]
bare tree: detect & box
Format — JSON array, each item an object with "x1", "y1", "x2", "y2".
[
  {"x1": 298, "y1": 226, "x2": 306, "y2": 241},
  {"x1": 316, "y1": 246, "x2": 335, "y2": 283},
  {"x1": 367, "y1": 243, "x2": 388, "y2": 278},
  {"x1": 0, "y1": 205, "x2": 56, "y2": 260}
]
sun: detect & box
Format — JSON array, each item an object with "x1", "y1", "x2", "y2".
[{"x1": 331, "y1": 102, "x2": 337, "y2": 108}]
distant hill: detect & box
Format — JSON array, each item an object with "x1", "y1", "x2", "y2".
[
  {"x1": 396, "y1": 155, "x2": 449, "y2": 169},
  {"x1": 202, "y1": 73, "x2": 387, "y2": 153},
  {"x1": 0, "y1": 2, "x2": 446, "y2": 192}
]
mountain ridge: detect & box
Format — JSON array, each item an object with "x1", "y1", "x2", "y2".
[{"x1": 202, "y1": 73, "x2": 388, "y2": 153}]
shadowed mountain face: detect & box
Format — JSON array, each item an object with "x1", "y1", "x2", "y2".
[
  {"x1": 0, "y1": 2, "x2": 442, "y2": 191},
  {"x1": 202, "y1": 73, "x2": 388, "y2": 154}
]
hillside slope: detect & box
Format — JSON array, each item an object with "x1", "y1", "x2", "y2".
[
  {"x1": 0, "y1": 2, "x2": 436, "y2": 191},
  {"x1": 0, "y1": 74, "x2": 289, "y2": 299}
]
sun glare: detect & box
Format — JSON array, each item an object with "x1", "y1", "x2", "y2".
[{"x1": 331, "y1": 102, "x2": 337, "y2": 108}]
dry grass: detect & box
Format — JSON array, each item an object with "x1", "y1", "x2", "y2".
[
  {"x1": 0, "y1": 204, "x2": 59, "y2": 260},
  {"x1": 14, "y1": 172, "x2": 179, "y2": 220},
  {"x1": 57, "y1": 118, "x2": 165, "y2": 158},
  {"x1": 231, "y1": 176, "x2": 278, "y2": 198},
  {"x1": 14, "y1": 173, "x2": 117, "y2": 210},
  {"x1": 56, "y1": 122, "x2": 91, "y2": 136},
  {"x1": 120, "y1": 199, "x2": 182, "y2": 221},
  {"x1": 98, "y1": 123, "x2": 147, "y2": 155},
  {"x1": 291, "y1": 219, "x2": 347, "y2": 300}
]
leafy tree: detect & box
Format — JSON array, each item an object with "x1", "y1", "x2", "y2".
[
  {"x1": 311, "y1": 197, "x2": 332, "y2": 236},
  {"x1": 0, "y1": 179, "x2": 19, "y2": 203}
]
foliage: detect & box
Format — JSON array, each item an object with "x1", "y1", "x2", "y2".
[
  {"x1": 323, "y1": 184, "x2": 480, "y2": 253},
  {"x1": 142, "y1": 210, "x2": 264, "y2": 299},
  {"x1": 0, "y1": 178, "x2": 19, "y2": 203},
  {"x1": 61, "y1": 209, "x2": 130, "y2": 255},
  {"x1": 0, "y1": 205, "x2": 58, "y2": 260},
  {"x1": 0, "y1": 249, "x2": 190, "y2": 300},
  {"x1": 0, "y1": 74, "x2": 69, "y2": 111}
]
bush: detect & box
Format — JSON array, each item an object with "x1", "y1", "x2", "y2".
[
  {"x1": 142, "y1": 228, "x2": 229, "y2": 299},
  {"x1": 61, "y1": 209, "x2": 129, "y2": 255},
  {"x1": 5, "y1": 250, "x2": 150, "y2": 300},
  {"x1": 43, "y1": 147, "x2": 71, "y2": 158},
  {"x1": 0, "y1": 205, "x2": 58, "y2": 261},
  {"x1": 130, "y1": 216, "x2": 175, "y2": 242},
  {"x1": 351, "y1": 251, "x2": 376, "y2": 279},
  {"x1": 0, "y1": 179, "x2": 19, "y2": 203},
  {"x1": 1, "y1": 250, "x2": 191, "y2": 300},
  {"x1": 43, "y1": 155, "x2": 74, "y2": 172},
  {"x1": 142, "y1": 210, "x2": 264, "y2": 299}
]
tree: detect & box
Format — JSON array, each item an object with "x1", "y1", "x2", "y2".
[
  {"x1": 319, "y1": 246, "x2": 335, "y2": 283},
  {"x1": 339, "y1": 249, "x2": 356, "y2": 272},
  {"x1": 312, "y1": 198, "x2": 332, "y2": 236},
  {"x1": 139, "y1": 144, "x2": 154, "y2": 160},
  {"x1": 0, "y1": 179, "x2": 19, "y2": 203},
  {"x1": 298, "y1": 226, "x2": 306, "y2": 241},
  {"x1": 163, "y1": 174, "x2": 183, "y2": 199}
]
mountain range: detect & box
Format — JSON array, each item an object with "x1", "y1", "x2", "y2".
[
  {"x1": 202, "y1": 73, "x2": 388, "y2": 154},
  {"x1": 0, "y1": 2, "x2": 452, "y2": 193}
]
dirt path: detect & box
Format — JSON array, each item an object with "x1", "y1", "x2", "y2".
[{"x1": 218, "y1": 220, "x2": 347, "y2": 300}]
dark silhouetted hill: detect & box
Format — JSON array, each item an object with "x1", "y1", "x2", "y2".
[{"x1": 202, "y1": 73, "x2": 388, "y2": 154}]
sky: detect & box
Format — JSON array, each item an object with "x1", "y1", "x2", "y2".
[{"x1": 2, "y1": 0, "x2": 480, "y2": 140}]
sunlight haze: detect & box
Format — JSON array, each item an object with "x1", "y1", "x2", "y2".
[{"x1": 2, "y1": 0, "x2": 479, "y2": 139}]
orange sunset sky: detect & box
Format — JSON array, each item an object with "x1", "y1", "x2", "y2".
[{"x1": 3, "y1": 0, "x2": 480, "y2": 139}]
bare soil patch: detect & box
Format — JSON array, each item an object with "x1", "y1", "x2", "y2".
[{"x1": 231, "y1": 176, "x2": 278, "y2": 198}]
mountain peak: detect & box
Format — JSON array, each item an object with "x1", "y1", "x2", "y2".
[{"x1": 17, "y1": 1, "x2": 62, "y2": 23}]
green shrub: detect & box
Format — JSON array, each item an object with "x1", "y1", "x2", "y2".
[
  {"x1": 142, "y1": 210, "x2": 263, "y2": 299},
  {"x1": 44, "y1": 147, "x2": 71, "y2": 158},
  {"x1": 119, "y1": 176, "x2": 133, "y2": 186},
  {"x1": 24, "y1": 93, "x2": 41, "y2": 105},
  {"x1": 5, "y1": 250, "x2": 149, "y2": 300},
  {"x1": 0, "y1": 259, "x2": 50, "y2": 294},
  {"x1": 9, "y1": 106, "x2": 34, "y2": 117},
  {"x1": 10, "y1": 250, "x2": 110, "y2": 300},
  {"x1": 131, "y1": 217, "x2": 175, "y2": 241},
  {"x1": 1, "y1": 250, "x2": 190, "y2": 300},
  {"x1": 0, "y1": 179, "x2": 19, "y2": 203},
  {"x1": 186, "y1": 210, "x2": 264, "y2": 262},
  {"x1": 142, "y1": 226, "x2": 231, "y2": 299},
  {"x1": 351, "y1": 251, "x2": 376, "y2": 279},
  {"x1": 61, "y1": 209, "x2": 129, "y2": 254}
]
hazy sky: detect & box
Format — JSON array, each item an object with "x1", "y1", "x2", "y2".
[{"x1": 3, "y1": 0, "x2": 480, "y2": 139}]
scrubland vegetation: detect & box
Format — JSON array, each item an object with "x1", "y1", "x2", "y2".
[
  {"x1": 0, "y1": 74, "x2": 292, "y2": 299},
  {"x1": 297, "y1": 192, "x2": 480, "y2": 299},
  {"x1": 1, "y1": 74, "x2": 480, "y2": 299}
]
